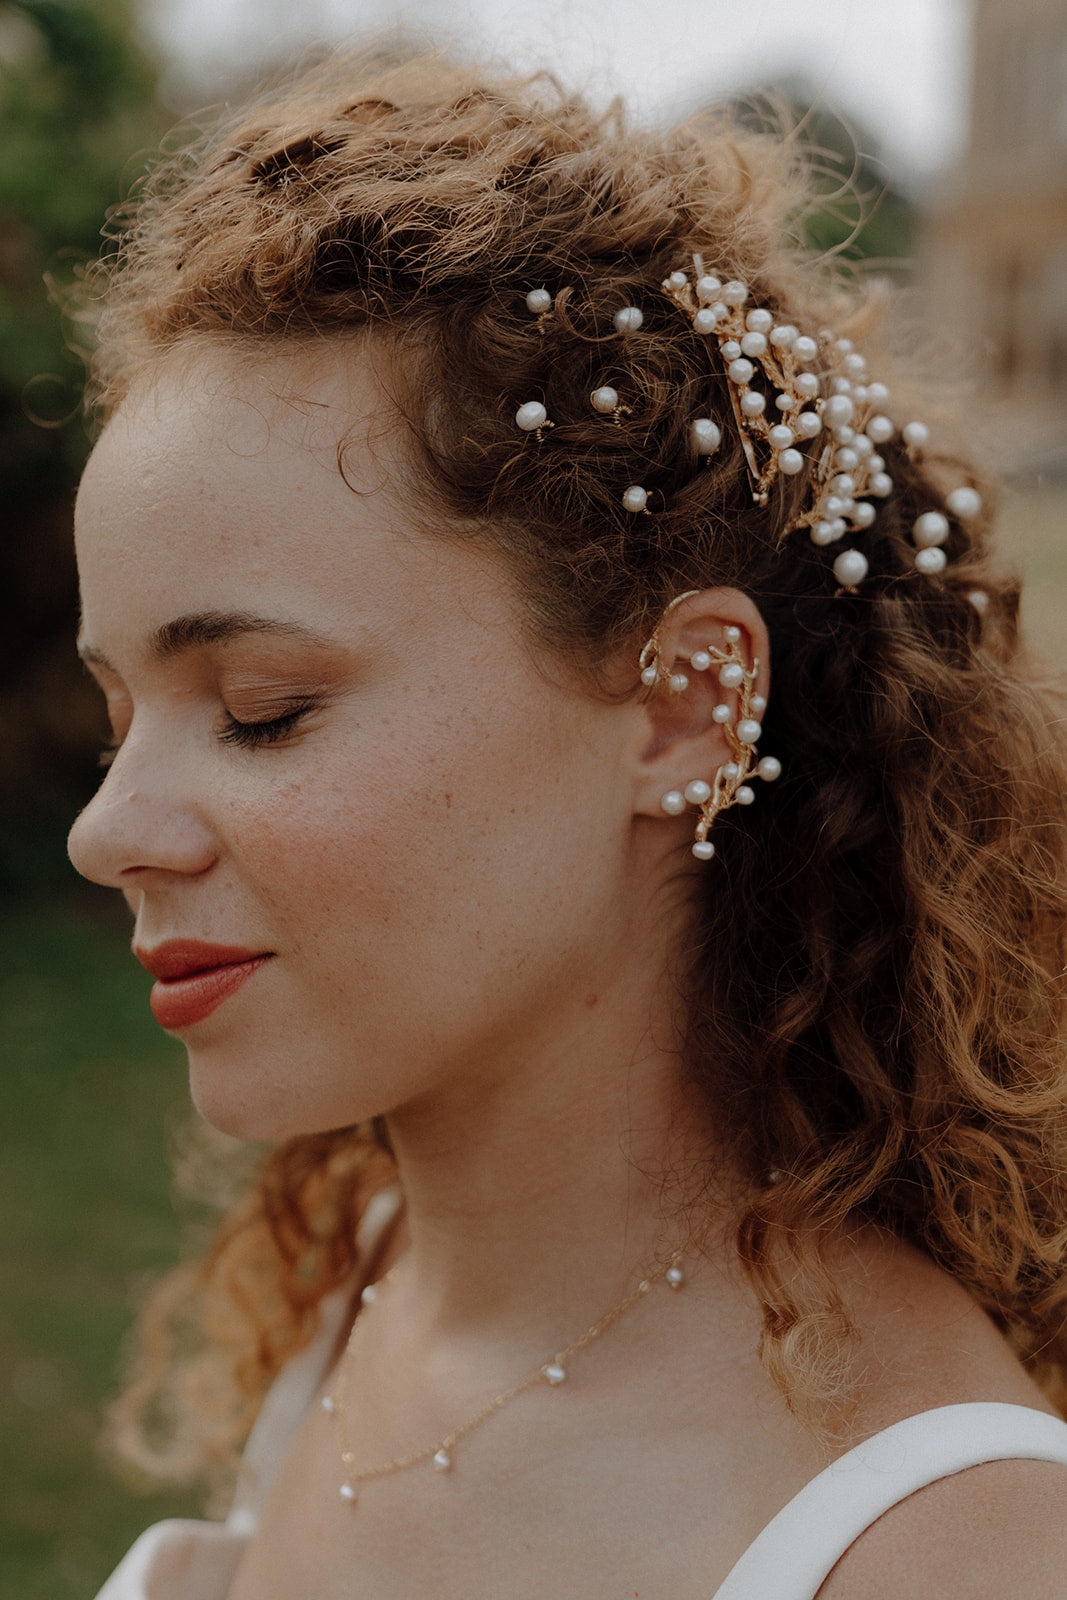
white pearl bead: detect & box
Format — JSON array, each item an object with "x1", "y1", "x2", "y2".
[
  {"x1": 321, "y1": 1395, "x2": 336, "y2": 1414},
  {"x1": 614, "y1": 306, "x2": 643, "y2": 332},
  {"x1": 661, "y1": 790, "x2": 687, "y2": 816},
  {"x1": 689, "y1": 649, "x2": 712, "y2": 671},
  {"x1": 750, "y1": 694, "x2": 767, "y2": 714},
  {"x1": 340, "y1": 1483, "x2": 357, "y2": 1502},
  {"x1": 830, "y1": 473, "x2": 856, "y2": 496},
  {"x1": 823, "y1": 495, "x2": 846, "y2": 517},
  {"x1": 692, "y1": 839, "x2": 716, "y2": 861},
  {"x1": 433, "y1": 1450, "x2": 452, "y2": 1471},
  {"x1": 867, "y1": 454, "x2": 885, "y2": 472},
  {"x1": 914, "y1": 546, "x2": 947, "y2": 575},
  {"x1": 721, "y1": 762, "x2": 741, "y2": 782},
  {"x1": 795, "y1": 372, "x2": 820, "y2": 399},
  {"x1": 843, "y1": 352, "x2": 867, "y2": 377},
  {"x1": 824, "y1": 394, "x2": 854, "y2": 426},
  {"x1": 757, "y1": 755, "x2": 782, "y2": 781},
  {"x1": 831, "y1": 377, "x2": 852, "y2": 396},
  {"x1": 736, "y1": 718, "x2": 762, "y2": 744},
  {"x1": 740, "y1": 390, "x2": 766, "y2": 416},
  {"x1": 853, "y1": 501, "x2": 877, "y2": 528},
  {"x1": 693, "y1": 307, "x2": 721, "y2": 334},
  {"x1": 640, "y1": 665, "x2": 658, "y2": 687},
  {"x1": 769, "y1": 323, "x2": 798, "y2": 348},
  {"x1": 721, "y1": 340, "x2": 742, "y2": 360},
  {"x1": 968, "y1": 588, "x2": 989, "y2": 614},
  {"x1": 723, "y1": 625, "x2": 742, "y2": 643},
  {"x1": 866, "y1": 382, "x2": 890, "y2": 407},
  {"x1": 778, "y1": 448, "x2": 805, "y2": 475},
  {"x1": 834, "y1": 425, "x2": 856, "y2": 445},
  {"x1": 811, "y1": 521, "x2": 836, "y2": 546},
  {"x1": 913, "y1": 509, "x2": 949, "y2": 548},
  {"x1": 684, "y1": 779, "x2": 712, "y2": 805},
  {"x1": 794, "y1": 335, "x2": 818, "y2": 361},
  {"x1": 736, "y1": 785, "x2": 756, "y2": 805},
  {"x1": 622, "y1": 485, "x2": 648, "y2": 512},
  {"x1": 666, "y1": 1263, "x2": 686, "y2": 1286},
  {"x1": 851, "y1": 433, "x2": 873, "y2": 457},
  {"x1": 740, "y1": 330, "x2": 768, "y2": 357},
  {"x1": 834, "y1": 447, "x2": 859, "y2": 471},
  {"x1": 692, "y1": 418, "x2": 722, "y2": 454},
  {"x1": 712, "y1": 704, "x2": 731, "y2": 724},
  {"x1": 865, "y1": 414, "x2": 894, "y2": 443},
  {"x1": 745, "y1": 308, "x2": 774, "y2": 333},
  {"x1": 830, "y1": 516, "x2": 847, "y2": 538},
  {"x1": 696, "y1": 274, "x2": 722, "y2": 302},
  {"x1": 946, "y1": 486, "x2": 983, "y2": 519},
  {"x1": 768, "y1": 424, "x2": 795, "y2": 450},
  {"x1": 902, "y1": 420, "x2": 930, "y2": 449},
  {"x1": 774, "y1": 393, "x2": 797, "y2": 411},
  {"x1": 834, "y1": 337, "x2": 854, "y2": 354},
  {"x1": 722, "y1": 280, "x2": 747, "y2": 305},
  {"x1": 869, "y1": 472, "x2": 893, "y2": 497},
  {"x1": 728, "y1": 358, "x2": 755, "y2": 384},
  {"x1": 543, "y1": 1362, "x2": 567, "y2": 1384},
  {"x1": 795, "y1": 410, "x2": 822, "y2": 438},
  {"x1": 667, "y1": 270, "x2": 688, "y2": 289},
  {"x1": 591, "y1": 385, "x2": 618, "y2": 413},
  {"x1": 361, "y1": 1283, "x2": 378, "y2": 1305},
  {"x1": 515, "y1": 401, "x2": 547, "y2": 431},
  {"x1": 833, "y1": 549, "x2": 869, "y2": 586},
  {"x1": 526, "y1": 288, "x2": 552, "y2": 313},
  {"x1": 851, "y1": 385, "x2": 869, "y2": 406},
  {"x1": 668, "y1": 672, "x2": 689, "y2": 693}
]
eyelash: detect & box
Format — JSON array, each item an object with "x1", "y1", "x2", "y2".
[
  {"x1": 218, "y1": 705, "x2": 314, "y2": 749},
  {"x1": 97, "y1": 703, "x2": 316, "y2": 766}
]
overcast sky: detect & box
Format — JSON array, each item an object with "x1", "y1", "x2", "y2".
[{"x1": 141, "y1": 0, "x2": 973, "y2": 186}]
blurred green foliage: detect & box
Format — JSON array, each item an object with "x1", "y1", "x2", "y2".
[
  {"x1": 0, "y1": 893, "x2": 202, "y2": 1598},
  {"x1": 0, "y1": 0, "x2": 166, "y2": 882}
]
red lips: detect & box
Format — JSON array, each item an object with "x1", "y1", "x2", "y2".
[{"x1": 134, "y1": 940, "x2": 272, "y2": 1029}]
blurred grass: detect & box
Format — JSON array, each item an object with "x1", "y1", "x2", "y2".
[{"x1": 0, "y1": 890, "x2": 201, "y2": 1600}]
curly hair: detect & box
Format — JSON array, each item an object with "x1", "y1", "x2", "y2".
[{"x1": 86, "y1": 48, "x2": 1067, "y2": 1485}]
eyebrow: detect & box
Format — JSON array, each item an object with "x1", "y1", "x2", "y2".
[{"x1": 77, "y1": 611, "x2": 334, "y2": 670}]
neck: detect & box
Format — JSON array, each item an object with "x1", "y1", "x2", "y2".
[{"x1": 381, "y1": 971, "x2": 728, "y2": 1344}]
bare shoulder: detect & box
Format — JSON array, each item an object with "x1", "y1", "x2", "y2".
[{"x1": 818, "y1": 1457, "x2": 1067, "y2": 1599}]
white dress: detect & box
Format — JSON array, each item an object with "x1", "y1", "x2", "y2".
[{"x1": 95, "y1": 1191, "x2": 1067, "y2": 1600}]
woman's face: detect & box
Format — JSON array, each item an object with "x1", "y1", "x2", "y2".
[{"x1": 68, "y1": 339, "x2": 655, "y2": 1140}]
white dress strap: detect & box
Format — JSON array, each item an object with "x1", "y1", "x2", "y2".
[{"x1": 712, "y1": 1402, "x2": 1067, "y2": 1600}]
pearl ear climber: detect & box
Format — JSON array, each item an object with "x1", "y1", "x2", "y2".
[{"x1": 640, "y1": 603, "x2": 781, "y2": 860}]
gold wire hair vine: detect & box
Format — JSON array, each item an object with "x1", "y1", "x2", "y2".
[{"x1": 639, "y1": 596, "x2": 781, "y2": 861}]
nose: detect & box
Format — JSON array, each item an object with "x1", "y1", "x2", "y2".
[{"x1": 68, "y1": 742, "x2": 218, "y2": 889}]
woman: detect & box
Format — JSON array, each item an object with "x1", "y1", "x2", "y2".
[{"x1": 68, "y1": 50, "x2": 1067, "y2": 1600}]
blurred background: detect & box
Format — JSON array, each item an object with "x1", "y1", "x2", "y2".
[{"x1": 1, "y1": 0, "x2": 1065, "y2": 1593}]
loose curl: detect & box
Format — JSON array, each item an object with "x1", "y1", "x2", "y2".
[{"x1": 86, "y1": 48, "x2": 1067, "y2": 1485}]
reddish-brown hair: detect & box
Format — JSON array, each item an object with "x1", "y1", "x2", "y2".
[{"x1": 86, "y1": 50, "x2": 1067, "y2": 1484}]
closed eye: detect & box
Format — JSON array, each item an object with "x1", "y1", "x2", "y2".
[{"x1": 218, "y1": 703, "x2": 316, "y2": 749}]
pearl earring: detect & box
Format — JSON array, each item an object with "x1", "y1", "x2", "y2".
[{"x1": 644, "y1": 605, "x2": 782, "y2": 860}]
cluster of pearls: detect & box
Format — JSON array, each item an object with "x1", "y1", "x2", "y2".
[
  {"x1": 518, "y1": 273, "x2": 986, "y2": 596},
  {"x1": 652, "y1": 261, "x2": 984, "y2": 588},
  {"x1": 639, "y1": 613, "x2": 781, "y2": 861}
]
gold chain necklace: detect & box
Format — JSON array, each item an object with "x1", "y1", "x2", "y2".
[{"x1": 321, "y1": 1244, "x2": 691, "y2": 1506}]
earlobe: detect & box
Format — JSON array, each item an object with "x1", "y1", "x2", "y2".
[{"x1": 632, "y1": 589, "x2": 781, "y2": 860}]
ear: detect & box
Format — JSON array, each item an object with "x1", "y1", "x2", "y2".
[{"x1": 630, "y1": 588, "x2": 771, "y2": 825}]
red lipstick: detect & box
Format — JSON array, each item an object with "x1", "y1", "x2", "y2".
[{"x1": 134, "y1": 940, "x2": 272, "y2": 1030}]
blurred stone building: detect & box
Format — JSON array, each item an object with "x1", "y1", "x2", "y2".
[{"x1": 920, "y1": 0, "x2": 1067, "y2": 475}]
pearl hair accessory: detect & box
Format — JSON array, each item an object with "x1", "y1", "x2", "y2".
[
  {"x1": 653, "y1": 259, "x2": 984, "y2": 588},
  {"x1": 639, "y1": 595, "x2": 781, "y2": 860},
  {"x1": 322, "y1": 1238, "x2": 694, "y2": 1505}
]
